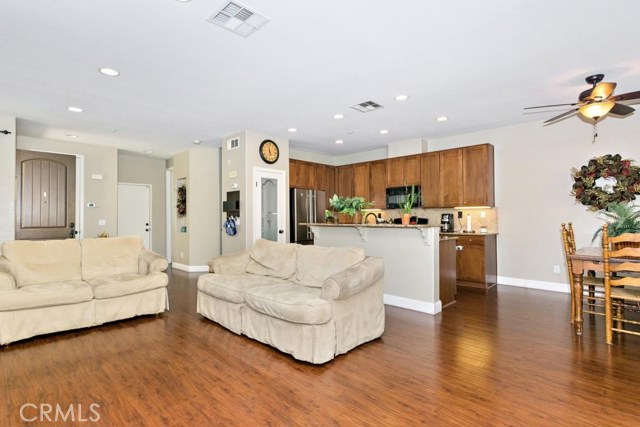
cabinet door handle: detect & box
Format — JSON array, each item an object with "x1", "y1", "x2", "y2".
[{"x1": 456, "y1": 245, "x2": 463, "y2": 251}]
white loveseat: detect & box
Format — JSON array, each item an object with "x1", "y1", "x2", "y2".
[
  {"x1": 0, "y1": 236, "x2": 169, "y2": 345},
  {"x1": 197, "y1": 239, "x2": 385, "y2": 364}
]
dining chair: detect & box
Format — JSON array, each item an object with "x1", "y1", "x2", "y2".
[
  {"x1": 602, "y1": 224, "x2": 640, "y2": 344},
  {"x1": 561, "y1": 223, "x2": 604, "y2": 322}
]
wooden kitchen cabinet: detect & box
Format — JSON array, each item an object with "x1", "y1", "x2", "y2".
[
  {"x1": 438, "y1": 148, "x2": 463, "y2": 207},
  {"x1": 353, "y1": 162, "x2": 370, "y2": 200},
  {"x1": 439, "y1": 238, "x2": 457, "y2": 307},
  {"x1": 420, "y1": 152, "x2": 440, "y2": 208},
  {"x1": 289, "y1": 159, "x2": 316, "y2": 189},
  {"x1": 386, "y1": 155, "x2": 421, "y2": 187},
  {"x1": 462, "y1": 144, "x2": 495, "y2": 207},
  {"x1": 456, "y1": 234, "x2": 497, "y2": 290},
  {"x1": 336, "y1": 165, "x2": 354, "y2": 197},
  {"x1": 369, "y1": 160, "x2": 387, "y2": 208}
]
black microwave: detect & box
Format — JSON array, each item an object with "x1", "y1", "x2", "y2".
[{"x1": 386, "y1": 186, "x2": 421, "y2": 209}]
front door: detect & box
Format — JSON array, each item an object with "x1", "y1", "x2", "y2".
[
  {"x1": 15, "y1": 150, "x2": 76, "y2": 240},
  {"x1": 117, "y1": 183, "x2": 151, "y2": 249}
]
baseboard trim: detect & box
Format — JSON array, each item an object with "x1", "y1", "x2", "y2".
[
  {"x1": 384, "y1": 294, "x2": 442, "y2": 315},
  {"x1": 498, "y1": 276, "x2": 570, "y2": 294},
  {"x1": 171, "y1": 263, "x2": 209, "y2": 273}
]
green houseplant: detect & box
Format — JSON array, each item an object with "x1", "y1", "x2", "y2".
[
  {"x1": 400, "y1": 185, "x2": 419, "y2": 225},
  {"x1": 329, "y1": 195, "x2": 374, "y2": 223},
  {"x1": 592, "y1": 202, "x2": 640, "y2": 242}
]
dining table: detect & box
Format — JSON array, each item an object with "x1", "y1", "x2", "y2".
[{"x1": 567, "y1": 246, "x2": 640, "y2": 335}]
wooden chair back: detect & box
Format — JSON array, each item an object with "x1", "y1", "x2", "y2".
[{"x1": 602, "y1": 224, "x2": 640, "y2": 344}]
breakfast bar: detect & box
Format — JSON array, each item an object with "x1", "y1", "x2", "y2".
[{"x1": 309, "y1": 223, "x2": 443, "y2": 314}]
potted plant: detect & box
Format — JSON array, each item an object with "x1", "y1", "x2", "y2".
[
  {"x1": 400, "y1": 185, "x2": 419, "y2": 225},
  {"x1": 592, "y1": 202, "x2": 640, "y2": 242},
  {"x1": 329, "y1": 195, "x2": 374, "y2": 224}
]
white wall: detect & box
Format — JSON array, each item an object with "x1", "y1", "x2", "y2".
[
  {"x1": 428, "y1": 117, "x2": 639, "y2": 288},
  {"x1": 0, "y1": 114, "x2": 16, "y2": 246}
]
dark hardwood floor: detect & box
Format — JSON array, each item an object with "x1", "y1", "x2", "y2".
[{"x1": 2, "y1": 269, "x2": 640, "y2": 426}]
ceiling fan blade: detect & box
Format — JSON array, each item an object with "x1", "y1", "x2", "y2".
[
  {"x1": 524, "y1": 102, "x2": 579, "y2": 110},
  {"x1": 609, "y1": 103, "x2": 635, "y2": 116},
  {"x1": 610, "y1": 90, "x2": 640, "y2": 103},
  {"x1": 544, "y1": 108, "x2": 579, "y2": 124},
  {"x1": 590, "y1": 82, "x2": 616, "y2": 100}
]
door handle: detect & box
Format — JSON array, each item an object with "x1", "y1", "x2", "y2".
[{"x1": 278, "y1": 229, "x2": 284, "y2": 234}]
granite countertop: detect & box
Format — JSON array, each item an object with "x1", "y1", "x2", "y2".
[
  {"x1": 305, "y1": 223, "x2": 439, "y2": 229},
  {"x1": 440, "y1": 231, "x2": 499, "y2": 236}
]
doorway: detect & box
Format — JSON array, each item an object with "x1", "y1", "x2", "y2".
[
  {"x1": 15, "y1": 150, "x2": 76, "y2": 240},
  {"x1": 253, "y1": 168, "x2": 286, "y2": 244},
  {"x1": 118, "y1": 183, "x2": 151, "y2": 249}
]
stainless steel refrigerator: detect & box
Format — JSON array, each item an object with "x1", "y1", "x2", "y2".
[{"x1": 290, "y1": 188, "x2": 326, "y2": 245}]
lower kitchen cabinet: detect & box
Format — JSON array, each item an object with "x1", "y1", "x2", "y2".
[
  {"x1": 439, "y1": 238, "x2": 457, "y2": 307},
  {"x1": 455, "y1": 234, "x2": 497, "y2": 289}
]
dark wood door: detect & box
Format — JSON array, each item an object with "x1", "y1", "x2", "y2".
[
  {"x1": 369, "y1": 160, "x2": 387, "y2": 209},
  {"x1": 420, "y1": 152, "x2": 440, "y2": 208},
  {"x1": 439, "y1": 148, "x2": 463, "y2": 207},
  {"x1": 336, "y1": 165, "x2": 354, "y2": 197},
  {"x1": 353, "y1": 163, "x2": 370, "y2": 200},
  {"x1": 16, "y1": 150, "x2": 76, "y2": 240},
  {"x1": 403, "y1": 155, "x2": 421, "y2": 185},
  {"x1": 462, "y1": 144, "x2": 495, "y2": 207}
]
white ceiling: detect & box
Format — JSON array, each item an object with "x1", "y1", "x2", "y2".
[{"x1": 1, "y1": 0, "x2": 640, "y2": 158}]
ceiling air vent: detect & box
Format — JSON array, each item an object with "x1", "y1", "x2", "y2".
[
  {"x1": 350, "y1": 101, "x2": 384, "y2": 113},
  {"x1": 207, "y1": 2, "x2": 270, "y2": 38}
]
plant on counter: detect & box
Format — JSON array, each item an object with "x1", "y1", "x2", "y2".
[
  {"x1": 324, "y1": 209, "x2": 335, "y2": 223},
  {"x1": 591, "y1": 202, "x2": 640, "y2": 242},
  {"x1": 329, "y1": 194, "x2": 374, "y2": 221},
  {"x1": 400, "y1": 185, "x2": 419, "y2": 214}
]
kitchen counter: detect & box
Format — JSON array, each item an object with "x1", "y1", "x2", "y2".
[
  {"x1": 308, "y1": 223, "x2": 442, "y2": 314},
  {"x1": 440, "y1": 231, "x2": 499, "y2": 236}
]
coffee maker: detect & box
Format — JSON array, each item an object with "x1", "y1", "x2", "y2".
[{"x1": 441, "y1": 213, "x2": 454, "y2": 233}]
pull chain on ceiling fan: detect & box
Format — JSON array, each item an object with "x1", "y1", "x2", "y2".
[{"x1": 524, "y1": 74, "x2": 640, "y2": 141}]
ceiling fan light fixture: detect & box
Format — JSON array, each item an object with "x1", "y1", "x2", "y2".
[{"x1": 579, "y1": 101, "x2": 615, "y2": 120}]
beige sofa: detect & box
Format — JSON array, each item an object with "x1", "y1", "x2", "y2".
[
  {"x1": 0, "y1": 236, "x2": 169, "y2": 345},
  {"x1": 197, "y1": 239, "x2": 385, "y2": 364}
]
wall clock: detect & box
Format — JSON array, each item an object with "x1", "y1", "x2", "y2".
[{"x1": 259, "y1": 139, "x2": 279, "y2": 164}]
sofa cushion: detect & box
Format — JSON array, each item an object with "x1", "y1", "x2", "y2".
[
  {"x1": 88, "y1": 272, "x2": 168, "y2": 299},
  {"x1": 0, "y1": 281, "x2": 92, "y2": 311},
  {"x1": 81, "y1": 236, "x2": 142, "y2": 281},
  {"x1": 294, "y1": 245, "x2": 366, "y2": 288},
  {"x1": 1, "y1": 239, "x2": 82, "y2": 287},
  {"x1": 245, "y1": 283, "x2": 331, "y2": 325},
  {"x1": 197, "y1": 273, "x2": 286, "y2": 304},
  {"x1": 246, "y1": 239, "x2": 298, "y2": 279}
]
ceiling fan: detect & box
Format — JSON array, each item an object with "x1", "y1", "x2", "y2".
[{"x1": 525, "y1": 74, "x2": 640, "y2": 124}]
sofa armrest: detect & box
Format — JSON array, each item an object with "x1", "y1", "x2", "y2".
[
  {"x1": 209, "y1": 250, "x2": 250, "y2": 274},
  {"x1": 0, "y1": 256, "x2": 16, "y2": 291},
  {"x1": 138, "y1": 248, "x2": 169, "y2": 275},
  {"x1": 321, "y1": 257, "x2": 384, "y2": 301}
]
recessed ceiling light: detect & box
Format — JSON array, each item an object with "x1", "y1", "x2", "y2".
[
  {"x1": 347, "y1": 130, "x2": 354, "y2": 134},
  {"x1": 288, "y1": 128, "x2": 298, "y2": 133},
  {"x1": 99, "y1": 68, "x2": 120, "y2": 76},
  {"x1": 67, "y1": 106, "x2": 83, "y2": 113},
  {"x1": 175, "y1": 0, "x2": 191, "y2": 2},
  {"x1": 379, "y1": 129, "x2": 389, "y2": 134},
  {"x1": 144, "y1": 150, "x2": 154, "y2": 154},
  {"x1": 66, "y1": 134, "x2": 78, "y2": 138},
  {"x1": 333, "y1": 114, "x2": 344, "y2": 119},
  {"x1": 110, "y1": 129, "x2": 118, "y2": 133},
  {"x1": 436, "y1": 116, "x2": 449, "y2": 122},
  {"x1": 193, "y1": 139, "x2": 201, "y2": 145},
  {"x1": 335, "y1": 139, "x2": 344, "y2": 144},
  {"x1": 394, "y1": 94, "x2": 409, "y2": 101}
]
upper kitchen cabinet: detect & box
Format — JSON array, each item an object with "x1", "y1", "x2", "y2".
[
  {"x1": 438, "y1": 148, "x2": 463, "y2": 207},
  {"x1": 289, "y1": 159, "x2": 316, "y2": 189},
  {"x1": 369, "y1": 160, "x2": 387, "y2": 209},
  {"x1": 462, "y1": 144, "x2": 495, "y2": 207},
  {"x1": 316, "y1": 164, "x2": 336, "y2": 204},
  {"x1": 336, "y1": 165, "x2": 354, "y2": 197},
  {"x1": 420, "y1": 152, "x2": 440, "y2": 208},
  {"x1": 386, "y1": 155, "x2": 421, "y2": 187},
  {"x1": 353, "y1": 162, "x2": 370, "y2": 200}
]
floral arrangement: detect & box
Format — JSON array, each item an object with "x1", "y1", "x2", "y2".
[{"x1": 571, "y1": 154, "x2": 640, "y2": 211}]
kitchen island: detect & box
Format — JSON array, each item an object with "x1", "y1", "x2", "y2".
[{"x1": 308, "y1": 223, "x2": 443, "y2": 314}]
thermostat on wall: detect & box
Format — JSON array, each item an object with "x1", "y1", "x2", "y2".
[{"x1": 87, "y1": 202, "x2": 96, "y2": 208}]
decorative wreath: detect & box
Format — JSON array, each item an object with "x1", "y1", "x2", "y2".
[{"x1": 571, "y1": 154, "x2": 640, "y2": 211}]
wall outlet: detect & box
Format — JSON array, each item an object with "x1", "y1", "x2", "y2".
[
  {"x1": 457, "y1": 211, "x2": 463, "y2": 219},
  {"x1": 553, "y1": 265, "x2": 560, "y2": 274},
  {"x1": 480, "y1": 211, "x2": 486, "y2": 219}
]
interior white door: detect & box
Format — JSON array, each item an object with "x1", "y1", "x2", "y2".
[
  {"x1": 118, "y1": 183, "x2": 151, "y2": 248},
  {"x1": 253, "y1": 168, "x2": 286, "y2": 244}
]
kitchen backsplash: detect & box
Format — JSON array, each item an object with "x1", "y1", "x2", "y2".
[{"x1": 361, "y1": 207, "x2": 499, "y2": 233}]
